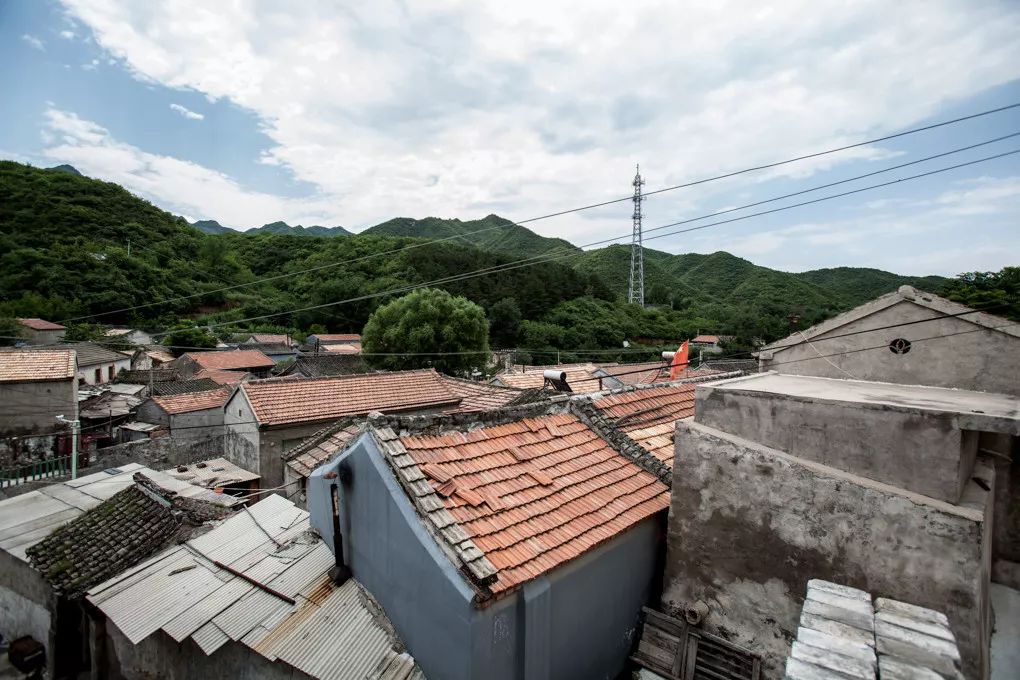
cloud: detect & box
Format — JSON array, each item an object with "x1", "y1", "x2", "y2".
[
  {"x1": 169, "y1": 103, "x2": 204, "y2": 121},
  {"x1": 51, "y1": 0, "x2": 1020, "y2": 250},
  {"x1": 21, "y1": 34, "x2": 44, "y2": 51},
  {"x1": 41, "y1": 108, "x2": 339, "y2": 229},
  {"x1": 60, "y1": 30, "x2": 76, "y2": 39}
]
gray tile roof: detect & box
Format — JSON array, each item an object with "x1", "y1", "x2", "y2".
[
  {"x1": 57, "y1": 342, "x2": 129, "y2": 367},
  {"x1": 151, "y1": 378, "x2": 221, "y2": 396}
]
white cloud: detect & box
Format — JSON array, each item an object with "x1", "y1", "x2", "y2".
[
  {"x1": 50, "y1": 0, "x2": 1020, "y2": 254},
  {"x1": 169, "y1": 103, "x2": 204, "y2": 121},
  {"x1": 60, "y1": 29, "x2": 76, "y2": 39},
  {"x1": 21, "y1": 34, "x2": 44, "y2": 51}
]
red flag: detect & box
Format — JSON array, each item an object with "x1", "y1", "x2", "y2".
[{"x1": 670, "y1": 341, "x2": 689, "y2": 381}]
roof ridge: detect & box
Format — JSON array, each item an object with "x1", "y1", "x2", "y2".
[
  {"x1": 368, "y1": 397, "x2": 570, "y2": 436},
  {"x1": 570, "y1": 399, "x2": 673, "y2": 487}
]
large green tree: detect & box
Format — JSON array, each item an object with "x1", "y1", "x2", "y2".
[
  {"x1": 942, "y1": 267, "x2": 1019, "y2": 321},
  {"x1": 362, "y1": 288, "x2": 489, "y2": 374}
]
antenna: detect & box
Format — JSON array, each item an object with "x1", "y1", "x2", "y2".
[{"x1": 628, "y1": 164, "x2": 645, "y2": 306}]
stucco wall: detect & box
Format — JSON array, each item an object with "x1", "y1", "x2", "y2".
[
  {"x1": 0, "y1": 378, "x2": 77, "y2": 464},
  {"x1": 760, "y1": 300, "x2": 1020, "y2": 396},
  {"x1": 96, "y1": 617, "x2": 305, "y2": 680},
  {"x1": 259, "y1": 422, "x2": 331, "y2": 491},
  {"x1": 168, "y1": 408, "x2": 224, "y2": 441},
  {"x1": 0, "y1": 551, "x2": 55, "y2": 660},
  {"x1": 77, "y1": 358, "x2": 131, "y2": 386},
  {"x1": 310, "y1": 434, "x2": 663, "y2": 680},
  {"x1": 694, "y1": 385, "x2": 972, "y2": 504},
  {"x1": 664, "y1": 421, "x2": 993, "y2": 679},
  {"x1": 223, "y1": 391, "x2": 262, "y2": 479}
]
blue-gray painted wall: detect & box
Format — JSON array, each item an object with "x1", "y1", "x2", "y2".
[{"x1": 309, "y1": 433, "x2": 663, "y2": 680}]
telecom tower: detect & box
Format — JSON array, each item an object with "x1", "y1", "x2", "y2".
[{"x1": 628, "y1": 164, "x2": 645, "y2": 306}]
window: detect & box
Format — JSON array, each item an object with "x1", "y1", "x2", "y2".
[{"x1": 94, "y1": 368, "x2": 102, "y2": 383}]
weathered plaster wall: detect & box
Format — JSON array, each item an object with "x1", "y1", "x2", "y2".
[
  {"x1": 96, "y1": 617, "x2": 304, "y2": 680},
  {"x1": 0, "y1": 550, "x2": 55, "y2": 662},
  {"x1": 168, "y1": 407, "x2": 224, "y2": 441},
  {"x1": 0, "y1": 378, "x2": 77, "y2": 464},
  {"x1": 695, "y1": 385, "x2": 971, "y2": 504},
  {"x1": 223, "y1": 392, "x2": 261, "y2": 478},
  {"x1": 310, "y1": 434, "x2": 663, "y2": 680},
  {"x1": 77, "y1": 357, "x2": 131, "y2": 386},
  {"x1": 664, "y1": 421, "x2": 993, "y2": 680},
  {"x1": 760, "y1": 300, "x2": 1020, "y2": 396},
  {"x1": 259, "y1": 422, "x2": 333, "y2": 491}
]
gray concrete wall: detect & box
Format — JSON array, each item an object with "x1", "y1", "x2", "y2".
[
  {"x1": 223, "y1": 391, "x2": 262, "y2": 480},
  {"x1": 135, "y1": 400, "x2": 169, "y2": 427},
  {"x1": 664, "y1": 421, "x2": 993, "y2": 680},
  {"x1": 695, "y1": 385, "x2": 971, "y2": 504},
  {"x1": 761, "y1": 300, "x2": 1020, "y2": 396},
  {"x1": 0, "y1": 550, "x2": 54, "y2": 656},
  {"x1": 0, "y1": 378, "x2": 77, "y2": 464},
  {"x1": 96, "y1": 616, "x2": 305, "y2": 680},
  {"x1": 168, "y1": 408, "x2": 224, "y2": 441},
  {"x1": 310, "y1": 435, "x2": 663, "y2": 680}
]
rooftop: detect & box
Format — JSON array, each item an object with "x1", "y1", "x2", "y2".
[
  {"x1": 381, "y1": 412, "x2": 670, "y2": 598},
  {"x1": 0, "y1": 348, "x2": 76, "y2": 382},
  {"x1": 151, "y1": 378, "x2": 221, "y2": 396},
  {"x1": 308, "y1": 333, "x2": 361, "y2": 343},
  {"x1": 17, "y1": 318, "x2": 65, "y2": 331},
  {"x1": 117, "y1": 367, "x2": 179, "y2": 384},
  {"x1": 247, "y1": 333, "x2": 293, "y2": 346},
  {"x1": 281, "y1": 354, "x2": 370, "y2": 378},
  {"x1": 26, "y1": 474, "x2": 232, "y2": 599},
  {"x1": 182, "y1": 349, "x2": 275, "y2": 371},
  {"x1": 193, "y1": 368, "x2": 249, "y2": 385},
  {"x1": 590, "y1": 384, "x2": 697, "y2": 468},
  {"x1": 57, "y1": 342, "x2": 129, "y2": 367},
  {"x1": 493, "y1": 363, "x2": 609, "y2": 394},
  {"x1": 438, "y1": 375, "x2": 525, "y2": 413},
  {"x1": 87, "y1": 494, "x2": 420, "y2": 680},
  {"x1": 239, "y1": 369, "x2": 462, "y2": 427},
  {"x1": 702, "y1": 372, "x2": 1020, "y2": 434},
  {"x1": 691, "y1": 334, "x2": 722, "y2": 343},
  {"x1": 321, "y1": 343, "x2": 361, "y2": 354},
  {"x1": 162, "y1": 457, "x2": 260, "y2": 487},
  {"x1": 151, "y1": 387, "x2": 232, "y2": 415},
  {"x1": 286, "y1": 420, "x2": 364, "y2": 478}
]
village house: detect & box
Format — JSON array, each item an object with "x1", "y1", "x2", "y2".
[
  {"x1": 135, "y1": 387, "x2": 231, "y2": 440},
  {"x1": 86, "y1": 493, "x2": 423, "y2": 680},
  {"x1": 0, "y1": 464, "x2": 239, "y2": 678},
  {"x1": 241, "y1": 341, "x2": 296, "y2": 363},
  {"x1": 241, "y1": 332, "x2": 295, "y2": 347},
  {"x1": 303, "y1": 332, "x2": 362, "y2": 355},
  {"x1": 104, "y1": 327, "x2": 153, "y2": 346},
  {"x1": 56, "y1": 342, "x2": 131, "y2": 386},
  {"x1": 756, "y1": 285, "x2": 1020, "y2": 396},
  {"x1": 78, "y1": 383, "x2": 147, "y2": 448},
  {"x1": 277, "y1": 353, "x2": 369, "y2": 378},
  {"x1": 172, "y1": 348, "x2": 275, "y2": 379},
  {"x1": 492, "y1": 362, "x2": 611, "y2": 393},
  {"x1": 15, "y1": 318, "x2": 66, "y2": 345},
  {"x1": 0, "y1": 349, "x2": 78, "y2": 466},
  {"x1": 689, "y1": 333, "x2": 731, "y2": 354},
  {"x1": 306, "y1": 402, "x2": 671, "y2": 680},
  {"x1": 662, "y1": 372, "x2": 1019, "y2": 679},
  {"x1": 129, "y1": 346, "x2": 175, "y2": 370}
]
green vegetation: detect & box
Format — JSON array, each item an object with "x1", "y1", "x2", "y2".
[
  {"x1": 362, "y1": 288, "x2": 489, "y2": 374},
  {"x1": 943, "y1": 267, "x2": 1020, "y2": 321},
  {"x1": 0, "y1": 160, "x2": 992, "y2": 365}
]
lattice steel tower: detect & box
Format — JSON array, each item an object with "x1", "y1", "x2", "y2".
[{"x1": 628, "y1": 164, "x2": 646, "y2": 306}]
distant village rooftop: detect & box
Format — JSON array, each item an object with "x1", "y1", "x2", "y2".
[
  {"x1": 182, "y1": 349, "x2": 275, "y2": 371},
  {"x1": 17, "y1": 318, "x2": 65, "y2": 331}
]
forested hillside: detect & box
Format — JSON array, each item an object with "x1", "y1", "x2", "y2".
[{"x1": 0, "y1": 160, "x2": 970, "y2": 359}]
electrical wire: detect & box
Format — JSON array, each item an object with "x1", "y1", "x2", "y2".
[{"x1": 54, "y1": 103, "x2": 1020, "y2": 325}]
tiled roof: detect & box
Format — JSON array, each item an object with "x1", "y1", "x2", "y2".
[
  {"x1": 245, "y1": 342, "x2": 295, "y2": 355},
  {"x1": 193, "y1": 368, "x2": 248, "y2": 385},
  {"x1": 591, "y1": 385, "x2": 697, "y2": 468},
  {"x1": 117, "y1": 368, "x2": 179, "y2": 384},
  {"x1": 17, "y1": 318, "x2": 65, "y2": 331},
  {"x1": 286, "y1": 420, "x2": 364, "y2": 478},
  {"x1": 282, "y1": 355, "x2": 370, "y2": 378},
  {"x1": 152, "y1": 387, "x2": 231, "y2": 414},
  {"x1": 595, "y1": 361, "x2": 671, "y2": 386},
  {"x1": 438, "y1": 376, "x2": 524, "y2": 413},
  {"x1": 248, "y1": 333, "x2": 293, "y2": 345},
  {"x1": 493, "y1": 364, "x2": 608, "y2": 393},
  {"x1": 59, "y1": 342, "x2": 128, "y2": 367},
  {"x1": 321, "y1": 344, "x2": 361, "y2": 354},
  {"x1": 692, "y1": 334, "x2": 720, "y2": 343},
  {"x1": 183, "y1": 349, "x2": 275, "y2": 371},
  {"x1": 390, "y1": 413, "x2": 670, "y2": 597},
  {"x1": 151, "y1": 378, "x2": 221, "y2": 396},
  {"x1": 240, "y1": 369, "x2": 461, "y2": 426},
  {"x1": 0, "y1": 348, "x2": 76, "y2": 382},
  {"x1": 144, "y1": 348, "x2": 176, "y2": 364},
  {"x1": 309, "y1": 333, "x2": 361, "y2": 343}
]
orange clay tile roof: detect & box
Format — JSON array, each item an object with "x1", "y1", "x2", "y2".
[
  {"x1": 17, "y1": 318, "x2": 66, "y2": 331},
  {"x1": 394, "y1": 413, "x2": 670, "y2": 596},
  {"x1": 438, "y1": 376, "x2": 523, "y2": 413},
  {"x1": 493, "y1": 364, "x2": 607, "y2": 394},
  {"x1": 239, "y1": 369, "x2": 462, "y2": 426},
  {"x1": 193, "y1": 368, "x2": 248, "y2": 385},
  {"x1": 183, "y1": 350, "x2": 275, "y2": 371},
  {"x1": 249, "y1": 333, "x2": 292, "y2": 345},
  {"x1": 310, "y1": 334, "x2": 361, "y2": 342},
  {"x1": 321, "y1": 344, "x2": 361, "y2": 354},
  {"x1": 152, "y1": 387, "x2": 232, "y2": 414},
  {"x1": 598, "y1": 363, "x2": 723, "y2": 386},
  {"x1": 691, "y1": 334, "x2": 720, "y2": 343},
  {"x1": 0, "y1": 349, "x2": 76, "y2": 382},
  {"x1": 592, "y1": 385, "x2": 697, "y2": 468}
]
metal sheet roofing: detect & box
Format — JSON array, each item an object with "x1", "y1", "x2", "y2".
[
  {"x1": 591, "y1": 384, "x2": 698, "y2": 467},
  {"x1": 87, "y1": 494, "x2": 419, "y2": 680},
  {"x1": 389, "y1": 413, "x2": 670, "y2": 597},
  {"x1": 0, "y1": 348, "x2": 76, "y2": 382},
  {"x1": 239, "y1": 369, "x2": 462, "y2": 426}
]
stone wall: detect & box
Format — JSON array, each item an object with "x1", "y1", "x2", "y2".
[{"x1": 663, "y1": 421, "x2": 992, "y2": 679}]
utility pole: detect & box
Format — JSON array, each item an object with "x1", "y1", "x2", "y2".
[
  {"x1": 628, "y1": 164, "x2": 645, "y2": 306},
  {"x1": 55, "y1": 415, "x2": 79, "y2": 479}
]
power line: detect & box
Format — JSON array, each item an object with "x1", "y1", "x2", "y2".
[
  {"x1": 153, "y1": 146, "x2": 1019, "y2": 335},
  {"x1": 55, "y1": 102, "x2": 1020, "y2": 325}
]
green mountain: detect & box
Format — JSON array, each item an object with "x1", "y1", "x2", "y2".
[
  {"x1": 48, "y1": 164, "x2": 83, "y2": 176},
  {"x1": 252, "y1": 221, "x2": 351, "y2": 237},
  {"x1": 794, "y1": 267, "x2": 947, "y2": 307},
  {"x1": 191, "y1": 219, "x2": 233, "y2": 234},
  {"x1": 363, "y1": 214, "x2": 580, "y2": 259}
]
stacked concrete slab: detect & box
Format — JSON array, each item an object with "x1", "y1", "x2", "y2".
[{"x1": 785, "y1": 580, "x2": 962, "y2": 680}]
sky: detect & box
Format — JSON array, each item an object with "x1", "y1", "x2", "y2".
[{"x1": 1, "y1": 0, "x2": 1019, "y2": 276}]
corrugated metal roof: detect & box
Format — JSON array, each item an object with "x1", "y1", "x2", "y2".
[{"x1": 86, "y1": 494, "x2": 421, "y2": 680}]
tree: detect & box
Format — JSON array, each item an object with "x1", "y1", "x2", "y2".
[
  {"x1": 942, "y1": 267, "x2": 1020, "y2": 321},
  {"x1": 63, "y1": 322, "x2": 108, "y2": 343},
  {"x1": 0, "y1": 317, "x2": 23, "y2": 346},
  {"x1": 161, "y1": 322, "x2": 218, "y2": 356},
  {"x1": 362, "y1": 288, "x2": 489, "y2": 374},
  {"x1": 488, "y1": 298, "x2": 522, "y2": 348}
]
